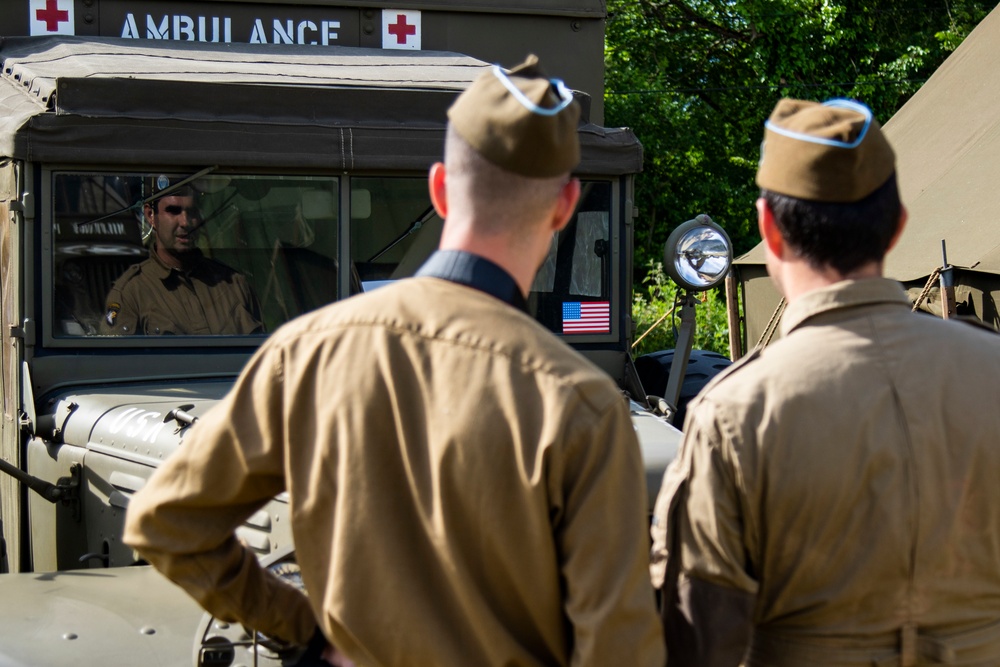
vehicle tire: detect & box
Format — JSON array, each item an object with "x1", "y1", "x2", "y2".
[{"x1": 634, "y1": 349, "x2": 732, "y2": 427}]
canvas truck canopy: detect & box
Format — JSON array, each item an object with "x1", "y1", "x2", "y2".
[
  {"x1": 193, "y1": 0, "x2": 609, "y2": 16},
  {"x1": 731, "y1": 4, "x2": 1000, "y2": 352},
  {"x1": 0, "y1": 36, "x2": 642, "y2": 174},
  {"x1": 2, "y1": 0, "x2": 610, "y2": 123}
]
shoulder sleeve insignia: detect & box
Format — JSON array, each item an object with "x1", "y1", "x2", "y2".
[{"x1": 105, "y1": 303, "x2": 121, "y2": 327}]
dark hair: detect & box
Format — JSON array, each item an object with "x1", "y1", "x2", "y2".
[{"x1": 762, "y1": 174, "x2": 902, "y2": 275}]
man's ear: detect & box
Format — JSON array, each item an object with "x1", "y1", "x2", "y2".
[
  {"x1": 551, "y1": 177, "x2": 581, "y2": 233},
  {"x1": 757, "y1": 197, "x2": 784, "y2": 258},
  {"x1": 428, "y1": 162, "x2": 448, "y2": 219},
  {"x1": 144, "y1": 203, "x2": 156, "y2": 229}
]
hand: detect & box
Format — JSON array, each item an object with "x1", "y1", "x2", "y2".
[
  {"x1": 322, "y1": 644, "x2": 356, "y2": 667},
  {"x1": 288, "y1": 627, "x2": 353, "y2": 667}
]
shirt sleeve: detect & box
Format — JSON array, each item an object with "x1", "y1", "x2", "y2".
[
  {"x1": 553, "y1": 392, "x2": 666, "y2": 667},
  {"x1": 674, "y1": 403, "x2": 758, "y2": 592},
  {"x1": 236, "y1": 273, "x2": 265, "y2": 334},
  {"x1": 650, "y1": 398, "x2": 759, "y2": 667},
  {"x1": 122, "y1": 340, "x2": 317, "y2": 645}
]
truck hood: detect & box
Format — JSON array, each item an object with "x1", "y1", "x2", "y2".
[
  {"x1": 0, "y1": 566, "x2": 202, "y2": 667},
  {"x1": 40, "y1": 380, "x2": 235, "y2": 462},
  {"x1": 39, "y1": 384, "x2": 679, "y2": 510},
  {"x1": 5, "y1": 390, "x2": 678, "y2": 667}
]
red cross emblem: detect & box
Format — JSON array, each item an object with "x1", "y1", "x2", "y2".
[
  {"x1": 382, "y1": 9, "x2": 420, "y2": 50},
  {"x1": 387, "y1": 14, "x2": 417, "y2": 45},
  {"x1": 30, "y1": 0, "x2": 74, "y2": 35},
  {"x1": 35, "y1": 0, "x2": 69, "y2": 32}
]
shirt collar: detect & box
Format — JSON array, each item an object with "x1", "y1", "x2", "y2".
[
  {"x1": 781, "y1": 277, "x2": 911, "y2": 336},
  {"x1": 147, "y1": 245, "x2": 206, "y2": 281},
  {"x1": 415, "y1": 250, "x2": 528, "y2": 313}
]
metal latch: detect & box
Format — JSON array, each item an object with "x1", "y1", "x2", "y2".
[
  {"x1": 17, "y1": 409, "x2": 32, "y2": 434},
  {"x1": 50, "y1": 400, "x2": 79, "y2": 443},
  {"x1": 8, "y1": 319, "x2": 35, "y2": 340},
  {"x1": 166, "y1": 405, "x2": 199, "y2": 430},
  {"x1": 8, "y1": 192, "x2": 34, "y2": 216}
]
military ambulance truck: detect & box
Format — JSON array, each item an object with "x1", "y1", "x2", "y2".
[{"x1": 0, "y1": 2, "x2": 733, "y2": 664}]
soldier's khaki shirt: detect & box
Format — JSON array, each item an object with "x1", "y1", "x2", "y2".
[
  {"x1": 652, "y1": 278, "x2": 1000, "y2": 665},
  {"x1": 101, "y1": 249, "x2": 262, "y2": 335},
  {"x1": 124, "y1": 276, "x2": 664, "y2": 667}
]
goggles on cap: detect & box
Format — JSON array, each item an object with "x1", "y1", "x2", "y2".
[
  {"x1": 764, "y1": 98, "x2": 873, "y2": 149},
  {"x1": 490, "y1": 64, "x2": 574, "y2": 117}
]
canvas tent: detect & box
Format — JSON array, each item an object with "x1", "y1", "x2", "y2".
[{"x1": 731, "y1": 4, "x2": 1000, "y2": 354}]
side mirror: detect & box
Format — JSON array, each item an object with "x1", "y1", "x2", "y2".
[{"x1": 663, "y1": 214, "x2": 732, "y2": 292}]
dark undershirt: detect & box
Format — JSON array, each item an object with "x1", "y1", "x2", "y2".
[{"x1": 415, "y1": 250, "x2": 528, "y2": 313}]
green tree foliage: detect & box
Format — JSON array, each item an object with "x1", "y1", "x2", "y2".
[{"x1": 606, "y1": 0, "x2": 992, "y2": 272}]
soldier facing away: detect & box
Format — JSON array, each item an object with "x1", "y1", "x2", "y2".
[
  {"x1": 124, "y1": 56, "x2": 664, "y2": 666},
  {"x1": 651, "y1": 98, "x2": 1000, "y2": 666}
]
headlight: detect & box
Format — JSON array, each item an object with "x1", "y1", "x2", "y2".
[{"x1": 663, "y1": 214, "x2": 732, "y2": 291}]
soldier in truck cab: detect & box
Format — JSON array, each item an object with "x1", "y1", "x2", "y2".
[{"x1": 99, "y1": 185, "x2": 264, "y2": 335}]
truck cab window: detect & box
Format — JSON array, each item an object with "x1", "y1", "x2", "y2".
[
  {"x1": 52, "y1": 172, "x2": 340, "y2": 336},
  {"x1": 348, "y1": 177, "x2": 613, "y2": 336},
  {"x1": 531, "y1": 181, "x2": 613, "y2": 335}
]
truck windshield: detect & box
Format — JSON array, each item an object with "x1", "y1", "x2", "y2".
[{"x1": 51, "y1": 172, "x2": 612, "y2": 339}]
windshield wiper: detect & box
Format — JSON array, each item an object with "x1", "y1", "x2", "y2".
[{"x1": 368, "y1": 204, "x2": 437, "y2": 262}]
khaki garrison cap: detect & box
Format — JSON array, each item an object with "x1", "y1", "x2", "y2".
[
  {"x1": 756, "y1": 98, "x2": 896, "y2": 203},
  {"x1": 448, "y1": 54, "x2": 581, "y2": 178}
]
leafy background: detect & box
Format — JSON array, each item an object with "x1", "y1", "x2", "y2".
[{"x1": 610, "y1": 0, "x2": 993, "y2": 356}]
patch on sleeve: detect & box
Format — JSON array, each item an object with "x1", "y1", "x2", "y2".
[{"x1": 105, "y1": 303, "x2": 120, "y2": 327}]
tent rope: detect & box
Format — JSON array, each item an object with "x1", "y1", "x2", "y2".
[
  {"x1": 754, "y1": 265, "x2": 944, "y2": 352},
  {"x1": 755, "y1": 297, "x2": 786, "y2": 350},
  {"x1": 632, "y1": 303, "x2": 678, "y2": 349},
  {"x1": 911, "y1": 267, "x2": 942, "y2": 312}
]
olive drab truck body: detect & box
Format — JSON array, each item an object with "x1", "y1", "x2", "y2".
[{"x1": 0, "y1": 2, "x2": 684, "y2": 665}]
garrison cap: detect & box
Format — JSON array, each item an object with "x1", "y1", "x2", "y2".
[
  {"x1": 448, "y1": 54, "x2": 581, "y2": 178},
  {"x1": 756, "y1": 98, "x2": 896, "y2": 202}
]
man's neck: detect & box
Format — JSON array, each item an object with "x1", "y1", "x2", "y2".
[
  {"x1": 437, "y1": 227, "x2": 546, "y2": 299},
  {"x1": 776, "y1": 258, "x2": 884, "y2": 304}
]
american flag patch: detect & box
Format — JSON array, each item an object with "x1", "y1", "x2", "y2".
[{"x1": 562, "y1": 301, "x2": 610, "y2": 334}]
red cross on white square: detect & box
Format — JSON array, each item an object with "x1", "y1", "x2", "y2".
[
  {"x1": 29, "y1": 0, "x2": 75, "y2": 36},
  {"x1": 382, "y1": 9, "x2": 421, "y2": 50}
]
